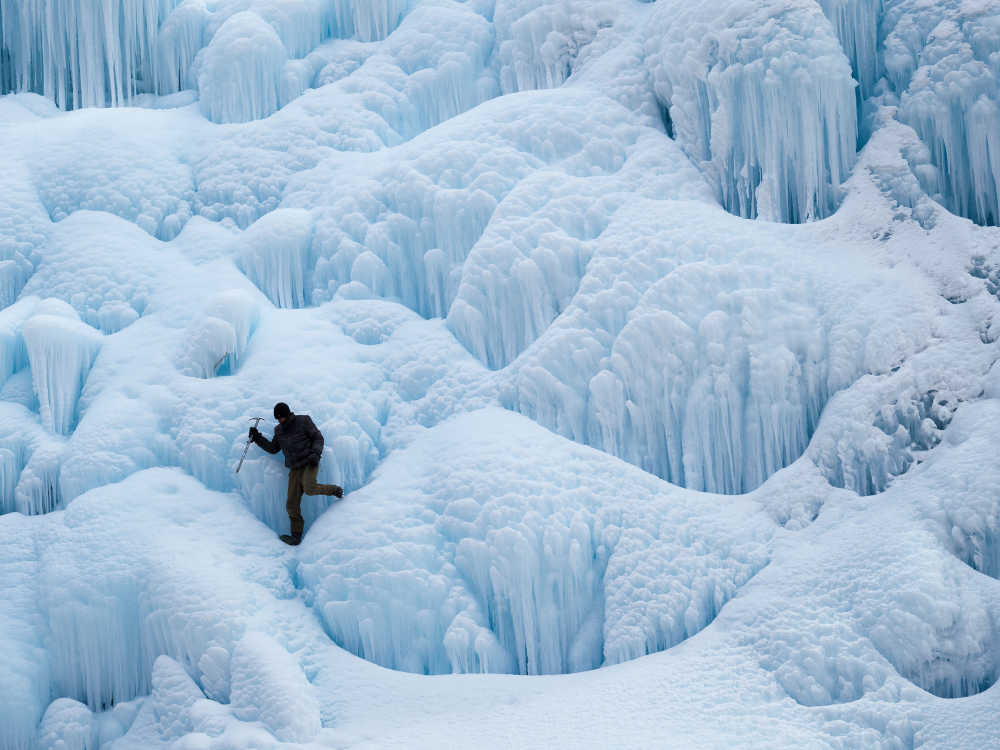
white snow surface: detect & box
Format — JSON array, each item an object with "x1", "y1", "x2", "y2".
[{"x1": 2, "y1": 0, "x2": 1000, "y2": 748}]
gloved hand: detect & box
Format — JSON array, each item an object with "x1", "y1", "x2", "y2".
[
  {"x1": 249, "y1": 426, "x2": 260, "y2": 440},
  {"x1": 332, "y1": 485, "x2": 344, "y2": 498}
]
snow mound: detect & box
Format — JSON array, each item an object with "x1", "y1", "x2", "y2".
[
  {"x1": 37, "y1": 698, "x2": 95, "y2": 750},
  {"x1": 176, "y1": 290, "x2": 260, "y2": 378},
  {"x1": 299, "y1": 408, "x2": 771, "y2": 675},
  {"x1": 230, "y1": 631, "x2": 321, "y2": 743},
  {"x1": 24, "y1": 108, "x2": 197, "y2": 240},
  {"x1": 149, "y1": 655, "x2": 205, "y2": 740}
]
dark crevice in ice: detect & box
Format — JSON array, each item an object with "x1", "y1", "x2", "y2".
[{"x1": 656, "y1": 97, "x2": 675, "y2": 139}]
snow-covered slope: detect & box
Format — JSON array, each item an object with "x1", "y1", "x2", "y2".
[{"x1": 1, "y1": 0, "x2": 1000, "y2": 748}]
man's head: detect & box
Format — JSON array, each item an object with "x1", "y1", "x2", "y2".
[{"x1": 273, "y1": 402, "x2": 292, "y2": 424}]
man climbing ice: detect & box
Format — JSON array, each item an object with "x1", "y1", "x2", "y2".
[{"x1": 249, "y1": 402, "x2": 344, "y2": 546}]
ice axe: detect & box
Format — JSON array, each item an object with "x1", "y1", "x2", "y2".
[{"x1": 235, "y1": 417, "x2": 265, "y2": 473}]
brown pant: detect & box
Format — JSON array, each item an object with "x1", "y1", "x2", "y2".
[{"x1": 286, "y1": 464, "x2": 339, "y2": 537}]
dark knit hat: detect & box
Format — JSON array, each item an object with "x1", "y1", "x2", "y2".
[{"x1": 273, "y1": 402, "x2": 292, "y2": 419}]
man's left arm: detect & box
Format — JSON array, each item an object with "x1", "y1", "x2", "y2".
[{"x1": 304, "y1": 416, "x2": 324, "y2": 466}]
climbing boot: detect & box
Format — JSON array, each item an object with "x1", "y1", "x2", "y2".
[{"x1": 280, "y1": 534, "x2": 302, "y2": 546}]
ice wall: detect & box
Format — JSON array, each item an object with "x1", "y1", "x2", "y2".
[
  {"x1": 893, "y1": 5, "x2": 1000, "y2": 227},
  {"x1": 1, "y1": 0, "x2": 421, "y2": 119},
  {"x1": 818, "y1": 0, "x2": 882, "y2": 100},
  {"x1": 817, "y1": 0, "x2": 1000, "y2": 226},
  {"x1": 645, "y1": 0, "x2": 858, "y2": 223},
  {"x1": 0, "y1": 0, "x2": 181, "y2": 108},
  {"x1": 493, "y1": 0, "x2": 622, "y2": 94},
  {"x1": 325, "y1": 0, "x2": 410, "y2": 42},
  {"x1": 0, "y1": 513, "x2": 47, "y2": 750},
  {"x1": 497, "y1": 198, "x2": 941, "y2": 494}
]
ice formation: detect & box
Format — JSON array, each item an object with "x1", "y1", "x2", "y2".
[
  {"x1": 229, "y1": 632, "x2": 321, "y2": 743},
  {"x1": 22, "y1": 307, "x2": 102, "y2": 436},
  {"x1": 176, "y1": 290, "x2": 260, "y2": 377},
  {"x1": 0, "y1": 0, "x2": 179, "y2": 109},
  {"x1": 1, "y1": 0, "x2": 1000, "y2": 748},
  {"x1": 490, "y1": 196, "x2": 945, "y2": 494},
  {"x1": 236, "y1": 209, "x2": 314, "y2": 308},
  {"x1": 645, "y1": 0, "x2": 858, "y2": 222},
  {"x1": 891, "y1": 2, "x2": 1000, "y2": 226},
  {"x1": 299, "y1": 408, "x2": 771, "y2": 675},
  {"x1": 196, "y1": 11, "x2": 287, "y2": 124}
]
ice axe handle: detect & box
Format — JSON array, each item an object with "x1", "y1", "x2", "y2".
[{"x1": 235, "y1": 417, "x2": 265, "y2": 474}]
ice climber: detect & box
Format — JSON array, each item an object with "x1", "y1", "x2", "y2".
[{"x1": 249, "y1": 402, "x2": 344, "y2": 546}]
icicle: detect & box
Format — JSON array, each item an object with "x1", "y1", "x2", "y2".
[
  {"x1": 14, "y1": 439, "x2": 65, "y2": 514},
  {"x1": 0, "y1": 0, "x2": 181, "y2": 108},
  {"x1": 235, "y1": 209, "x2": 314, "y2": 308},
  {"x1": 325, "y1": 0, "x2": 410, "y2": 42},
  {"x1": 156, "y1": 0, "x2": 208, "y2": 94},
  {"x1": 646, "y1": 0, "x2": 858, "y2": 222},
  {"x1": 817, "y1": 0, "x2": 883, "y2": 98},
  {"x1": 22, "y1": 311, "x2": 102, "y2": 436}
]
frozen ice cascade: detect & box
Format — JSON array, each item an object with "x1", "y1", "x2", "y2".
[
  {"x1": 645, "y1": 0, "x2": 859, "y2": 223},
  {"x1": 298, "y1": 409, "x2": 773, "y2": 676},
  {"x1": 0, "y1": 0, "x2": 419, "y2": 116},
  {"x1": 814, "y1": 0, "x2": 1000, "y2": 226},
  {"x1": 0, "y1": 0, "x2": 181, "y2": 109},
  {"x1": 3, "y1": 1, "x2": 1000, "y2": 749}
]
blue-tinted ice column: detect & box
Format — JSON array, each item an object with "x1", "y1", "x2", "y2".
[
  {"x1": 22, "y1": 306, "x2": 102, "y2": 436},
  {"x1": 818, "y1": 0, "x2": 882, "y2": 98},
  {"x1": 646, "y1": 0, "x2": 858, "y2": 222},
  {"x1": 325, "y1": 0, "x2": 411, "y2": 42},
  {"x1": 0, "y1": 0, "x2": 181, "y2": 108},
  {"x1": 892, "y1": 6, "x2": 1000, "y2": 226}
]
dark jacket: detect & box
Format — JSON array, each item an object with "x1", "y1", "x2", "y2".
[{"x1": 253, "y1": 414, "x2": 324, "y2": 469}]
